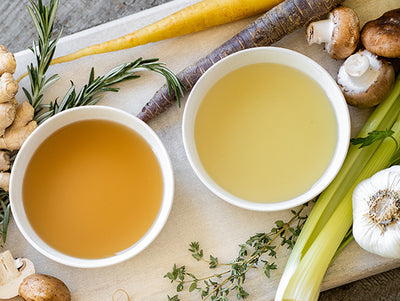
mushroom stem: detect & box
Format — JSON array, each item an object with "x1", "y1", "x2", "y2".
[
  {"x1": 0, "y1": 250, "x2": 35, "y2": 299},
  {"x1": 306, "y1": 6, "x2": 360, "y2": 59},
  {"x1": 343, "y1": 51, "x2": 380, "y2": 90},
  {"x1": 337, "y1": 49, "x2": 395, "y2": 108},
  {"x1": 307, "y1": 18, "x2": 333, "y2": 44},
  {"x1": 0, "y1": 251, "x2": 20, "y2": 286}
]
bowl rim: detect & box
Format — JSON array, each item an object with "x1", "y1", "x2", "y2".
[
  {"x1": 10, "y1": 106, "x2": 174, "y2": 268},
  {"x1": 182, "y1": 46, "x2": 350, "y2": 212}
]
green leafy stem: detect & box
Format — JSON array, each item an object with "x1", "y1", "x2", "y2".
[
  {"x1": 0, "y1": 0, "x2": 183, "y2": 243},
  {"x1": 165, "y1": 204, "x2": 309, "y2": 301}
]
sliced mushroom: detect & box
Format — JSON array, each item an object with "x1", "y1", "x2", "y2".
[
  {"x1": 19, "y1": 273, "x2": 71, "y2": 301},
  {"x1": 361, "y1": 8, "x2": 400, "y2": 58},
  {"x1": 0, "y1": 250, "x2": 35, "y2": 299},
  {"x1": 337, "y1": 49, "x2": 395, "y2": 108},
  {"x1": 306, "y1": 6, "x2": 360, "y2": 59}
]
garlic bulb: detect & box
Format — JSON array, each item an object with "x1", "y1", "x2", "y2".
[{"x1": 352, "y1": 165, "x2": 400, "y2": 258}]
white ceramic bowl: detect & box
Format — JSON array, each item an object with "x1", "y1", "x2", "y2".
[
  {"x1": 10, "y1": 106, "x2": 174, "y2": 268},
  {"x1": 182, "y1": 47, "x2": 350, "y2": 211}
]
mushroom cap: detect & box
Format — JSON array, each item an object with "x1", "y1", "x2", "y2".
[
  {"x1": 0, "y1": 252, "x2": 35, "y2": 299},
  {"x1": 18, "y1": 274, "x2": 71, "y2": 301},
  {"x1": 327, "y1": 6, "x2": 360, "y2": 59},
  {"x1": 337, "y1": 50, "x2": 395, "y2": 108},
  {"x1": 361, "y1": 9, "x2": 400, "y2": 58}
]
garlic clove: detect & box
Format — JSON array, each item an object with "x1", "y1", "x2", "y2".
[{"x1": 353, "y1": 166, "x2": 400, "y2": 258}]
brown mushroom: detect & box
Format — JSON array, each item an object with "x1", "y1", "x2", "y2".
[
  {"x1": 19, "y1": 273, "x2": 71, "y2": 301},
  {"x1": 337, "y1": 49, "x2": 395, "y2": 108},
  {"x1": 306, "y1": 6, "x2": 360, "y2": 59},
  {"x1": 361, "y1": 8, "x2": 400, "y2": 58},
  {"x1": 0, "y1": 250, "x2": 35, "y2": 299}
]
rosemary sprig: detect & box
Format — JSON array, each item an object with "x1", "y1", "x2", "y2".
[
  {"x1": 165, "y1": 204, "x2": 309, "y2": 300},
  {"x1": 34, "y1": 58, "x2": 184, "y2": 124},
  {"x1": 0, "y1": 189, "x2": 10, "y2": 244},
  {"x1": 22, "y1": 0, "x2": 62, "y2": 114},
  {"x1": 0, "y1": 0, "x2": 59, "y2": 243},
  {"x1": 0, "y1": 0, "x2": 183, "y2": 243}
]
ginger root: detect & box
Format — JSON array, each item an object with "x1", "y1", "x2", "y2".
[
  {"x1": 0, "y1": 46, "x2": 37, "y2": 192},
  {"x1": 0, "y1": 151, "x2": 10, "y2": 171},
  {"x1": 0, "y1": 73, "x2": 18, "y2": 103},
  {"x1": 0, "y1": 46, "x2": 16, "y2": 75},
  {"x1": 0, "y1": 102, "x2": 37, "y2": 152},
  {"x1": 0, "y1": 173, "x2": 10, "y2": 192}
]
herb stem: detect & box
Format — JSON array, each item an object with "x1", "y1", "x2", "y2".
[{"x1": 166, "y1": 203, "x2": 310, "y2": 300}]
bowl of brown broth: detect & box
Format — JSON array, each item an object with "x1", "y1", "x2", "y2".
[
  {"x1": 183, "y1": 47, "x2": 350, "y2": 211},
  {"x1": 10, "y1": 106, "x2": 174, "y2": 268}
]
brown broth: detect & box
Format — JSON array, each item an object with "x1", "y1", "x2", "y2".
[
  {"x1": 195, "y1": 63, "x2": 337, "y2": 203},
  {"x1": 23, "y1": 119, "x2": 163, "y2": 259}
]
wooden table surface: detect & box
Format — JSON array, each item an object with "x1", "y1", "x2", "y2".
[{"x1": 2, "y1": 0, "x2": 400, "y2": 300}]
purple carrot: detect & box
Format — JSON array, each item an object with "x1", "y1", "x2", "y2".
[{"x1": 137, "y1": 0, "x2": 345, "y2": 123}]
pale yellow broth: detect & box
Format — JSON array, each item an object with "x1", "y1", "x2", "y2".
[{"x1": 195, "y1": 63, "x2": 337, "y2": 203}]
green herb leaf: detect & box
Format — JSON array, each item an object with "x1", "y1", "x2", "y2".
[
  {"x1": 189, "y1": 281, "x2": 197, "y2": 292},
  {"x1": 25, "y1": 0, "x2": 62, "y2": 112},
  {"x1": 350, "y1": 129, "x2": 395, "y2": 149},
  {"x1": 167, "y1": 295, "x2": 180, "y2": 301},
  {"x1": 165, "y1": 204, "x2": 309, "y2": 300}
]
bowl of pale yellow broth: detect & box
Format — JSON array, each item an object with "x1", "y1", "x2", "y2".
[
  {"x1": 182, "y1": 47, "x2": 350, "y2": 211},
  {"x1": 10, "y1": 106, "x2": 174, "y2": 268}
]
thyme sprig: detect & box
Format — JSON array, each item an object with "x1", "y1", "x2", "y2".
[{"x1": 165, "y1": 204, "x2": 309, "y2": 301}]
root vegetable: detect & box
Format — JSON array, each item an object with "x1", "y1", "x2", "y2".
[
  {"x1": 19, "y1": 274, "x2": 71, "y2": 301},
  {"x1": 0, "y1": 101, "x2": 38, "y2": 152},
  {"x1": 0, "y1": 46, "x2": 16, "y2": 76},
  {"x1": 51, "y1": 0, "x2": 285, "y2": 65},
  {"x1": 0, "y1": 172, "x2": 10, "y2": 192},
  {"x1": 137, "y1": 0, "x2": 345, "y2": 123},
  {"x1": 0, "y1": 47, "x2": 37, "y2": 191},
  {"x1": 0, "y1": 149, "x2": 10, "y2": 190},
  {"x1": 0, "y1": 47, "x2": 18, "y2": 137},
  {"x1": 0, "y1": 73, "x2": 18, "y2": 103},
  {"x1": 0, "y1": 151, "x2": 10, "y2": 171},
  {"x1": 0, "y1": 100, "x2": 17, "y2": 136}
]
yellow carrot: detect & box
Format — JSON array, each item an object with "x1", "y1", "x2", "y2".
[
  {"x1": 138, "y1": 0, "x2": 345, "y2": 122},
  {"x1": 51, "y1": 0, "x2": 284, "y2": 65}
]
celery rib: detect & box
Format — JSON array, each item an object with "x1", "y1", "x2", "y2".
[
  {"x1": 282, "y1": 118, "x2": 400, "y2": 300},
  {"x1": 275, "y1": 77, "x2": 400, "y2": 301}
]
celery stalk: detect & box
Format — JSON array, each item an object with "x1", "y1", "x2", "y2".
[
  {"x1": 281, "y1": 117, "x2": 400, "y2": 300},
  {"x1": 304, "y1": 77, "x2": 400, "y2": 252},
  {"x1": 275, "y1": 77, "x2": 400, "y2": 300}
]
